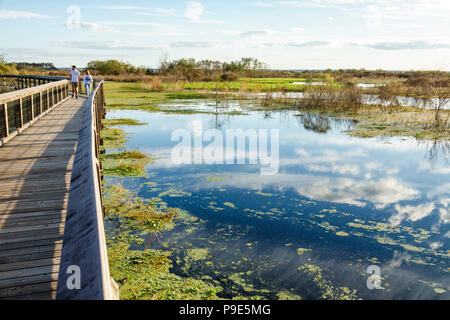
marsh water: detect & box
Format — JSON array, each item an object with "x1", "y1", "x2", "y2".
[{"x1": 105, "y1": 100, "x2": 449, "y2": 300}]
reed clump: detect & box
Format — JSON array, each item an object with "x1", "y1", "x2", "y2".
[
  {"x1": 297, "y1": 85, "x2": 366, "y2": 114},
  {"x1": 137, "y1": 77, "x2": 163, "y2": 91}
]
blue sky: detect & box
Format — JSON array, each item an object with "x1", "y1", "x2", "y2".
[{"x1": 0, "y1": 0, "x2": 449, "y2": 70}]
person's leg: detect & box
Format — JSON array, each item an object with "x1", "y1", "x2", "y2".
[
  {"x1": 74, "y1": 82, "x2": 79, "y2": 98},
  {"x1": 71, "y1": 82, "x2": 76, "y2": 97}
]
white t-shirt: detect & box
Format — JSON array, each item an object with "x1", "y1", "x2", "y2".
[
  {"x1": 70, "y1": 70, "x2": 80, "y2": 83},
  {"x1": 83, "y1": 75, "x2": 93, "y2": 84}
]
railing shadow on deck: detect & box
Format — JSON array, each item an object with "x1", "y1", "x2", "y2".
[{"x1": 56, "y1": 81, "x2": 118, "y2": 300}]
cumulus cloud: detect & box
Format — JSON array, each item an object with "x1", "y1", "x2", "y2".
[
  {"x1": 296, "y1": 177, "x2": 419, "y2": 209},
  {"x1": 429, "y1": 241, "x2": 444, "y2": 250},
  {"x1": 185, "y1": 1, "x2": 204, "y2": 22},
  {"x1": 390, "y1": 202, "x2": 436, "y2": 226}
]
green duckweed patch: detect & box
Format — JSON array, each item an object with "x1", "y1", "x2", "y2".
[
  {"x1": 299, "y1": 264, "x2": 359, "y2": 300},
  {"x1": 103, "y1": 118, "x2": 148, "y2": 127},
  {"x1": 297, "y1": 248, "x2": 311, "y2": 255},
  {"x1": 104, "y1": 185, "x2": 222, "y2": 300},
  {"x1": 108, "y1": 241, "x2": 221, "y2": 300},
  {"x1": 102, "y1": 151, "x2": 154, "y2": 177}
]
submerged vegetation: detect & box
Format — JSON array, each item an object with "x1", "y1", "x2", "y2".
[{"x1": 104, "y1": 185, "x2": 221, "y2": 300}]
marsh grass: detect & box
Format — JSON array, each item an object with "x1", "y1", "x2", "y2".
[
  {"x1": 297, "y1": 85, "x2": 365, "y2": 113},
  {"x1": 101, "y1": 127, "x2": 128, "y2": 149}
]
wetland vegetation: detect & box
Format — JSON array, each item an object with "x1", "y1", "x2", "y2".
[{"x1": 98, "y1": 65, "x2": 449, "y2": 300}]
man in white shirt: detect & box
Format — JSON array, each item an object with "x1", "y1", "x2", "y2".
[{"x1": 69, "y1": 65, "x2": 80, "y2": 99}]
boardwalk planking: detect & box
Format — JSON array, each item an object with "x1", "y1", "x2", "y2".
[{"x1": 0, "y1": 97, "x2": 85, "y2": 300}]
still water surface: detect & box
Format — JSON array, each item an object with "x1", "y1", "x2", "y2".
[{"x1": 105, "y1": 101, "x2": 449, "y2": 300}]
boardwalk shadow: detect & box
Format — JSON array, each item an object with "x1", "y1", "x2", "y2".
[{"x1": 0, "y1": 98, "x2": 85, "y2": 299}]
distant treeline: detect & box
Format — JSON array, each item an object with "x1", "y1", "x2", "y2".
[
  {"x1": 83, "y1": 57, "x2": 272, "y2": 81},
  {"x1": 0, "y1": 54, "x2": 58, "y2": 74},
  {"x1": 83, "y1": 59, "x2": 450, "y2": 82},
  {"x1": 1, "y1": 52, "x2": 449, "y2": 82},
  {"x1": 13, "y1": 62, "x2": 57, "y2": 70}
]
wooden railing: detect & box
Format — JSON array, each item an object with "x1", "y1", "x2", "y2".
[
  {"x1": 1, "y1": 74, "x2": 68, "y2": 90},
  {"x1": 1, "y1": 74, "x2": 100, "y2": 95},
  {"x1": 56, "y1": 80, "x2": 118, "y2": 300},
  {"x1": 0, "y1": 78, "x2": 70, "y2": 146}
]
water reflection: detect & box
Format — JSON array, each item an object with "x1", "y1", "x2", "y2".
[
  {"x1": 295, "y1": 113, "x2": 356, "y2": 134},
  {"x1": 105, "y1": 101, "x2": 449, "y2": 300}
]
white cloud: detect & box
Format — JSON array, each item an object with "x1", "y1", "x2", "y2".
[
  {"x1": 359, "y1": 40, "x2": 450, "y2": 51},
  {"x1": 79, "y1": 22, "x2": 115, "y2": 33},
  {"x1": 133, "y1": 8, "x2": 177, "y2": 17},
  {"x1": 286, "y1": 41, "x2": 332, "y2": 48},
  {"x1": 0, "y1": 10, "x2": 50, "y2": 19},
  {"x1": 171, "y1": 41, "x2": 217, "y2": 48},
  {"x1": 390, "y1": 202, "x2": 436, "y2": 226},
  {"x1": 296, "y1": 177, "x2": 419, "y2": 209},
  {"x1": 429, "y1": 241, "x2": 443, "y2": 250},
  {"x1": 51, "y1": 40, "x2": 160, "y2": 51},
  {"x1": 185, "y1": 1, "x2": 204, "y2": 22}
]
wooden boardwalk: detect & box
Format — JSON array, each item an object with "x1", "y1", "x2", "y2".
[{"x1": 0, "y1": 97, "x2": 86, "y2": 300}]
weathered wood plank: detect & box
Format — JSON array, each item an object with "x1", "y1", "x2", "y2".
[
  {"x1": 0, "y1": 249, "x2": 62, "y2": 265},
  {"x1": 0, "y1": 241, "x2": 63, "y2": 257},
  {"x1": 0, "y1": 264, "x2": 60, "y2": 281},
  {"x1": 0, "y1": 233, "x2": 64, "y2": 246},
  {"x1": 0, "y1": 272, "x2": 58, "y2": 289},
  {"x1": 1, "y1": 290, "x2": 55, "y2": 300},
  {"x1": 0, "y1": 258, "x2": 61, "y2": 272}
]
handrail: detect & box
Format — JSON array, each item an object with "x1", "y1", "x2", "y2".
[
  {"x1": 56, "y1": 80, "x2": 118, "y2": 300},
  {"x1": 0, "y1": 78, "x2": 70, "y2": 146},
  {"x1": 1, "y1": 74, "x2": 102, "y2": 93}
]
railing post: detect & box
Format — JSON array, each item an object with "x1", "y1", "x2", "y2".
[
  {"x1": 31, "y1": 94, "x2": 35, "y2": 119},
  {"x1": 19, "y1": 97, "x2": 24, "y2": 128},
  {"x1": 3, "y1": 103, "x2": 8, "y2": 138},
  {"x1": 47, "y1": 89, "x2": 50, "y2": 110},
  {"x1": 39, "y1": 91, "x2": 43, "y2": 115}
]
